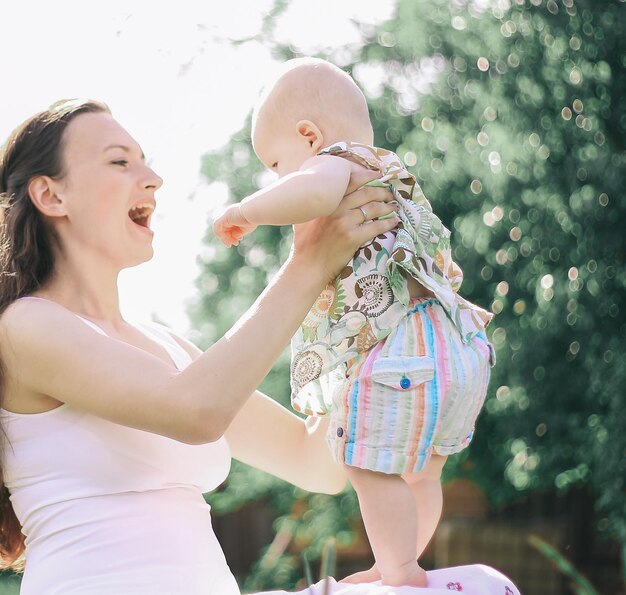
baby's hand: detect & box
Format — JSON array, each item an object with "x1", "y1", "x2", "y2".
[{"x1": 213, "y1": 204, "x2": 257, "y2": 247}]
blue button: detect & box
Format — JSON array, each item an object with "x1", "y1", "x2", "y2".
[
  {"x1": 400, "y1": 376, "x2": 411, "y2": 389},
  {"x1": 337, "y1": 427, "x2": 344, "y2": 438}
]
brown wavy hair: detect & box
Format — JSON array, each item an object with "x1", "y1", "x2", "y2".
[{"x1": 0, "y1": 99, "x2": 110, "y2": 569}]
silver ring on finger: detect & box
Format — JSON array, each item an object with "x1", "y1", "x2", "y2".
[{"x1": 358, "y1": 206, "x2": 368, "y2": 224}]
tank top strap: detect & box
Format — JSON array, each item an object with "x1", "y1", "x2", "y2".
[
  {"x1": 74, "y1": 315, "x2": 108, "y2": 336},
  {"x1": 135, "y1": 322, "x2": 193, "y2": 371}
]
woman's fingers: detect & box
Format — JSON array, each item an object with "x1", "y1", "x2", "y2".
[
  {"x1": 327, "y1": 204, "x2": 398, "y2": 246},
  {"x1": 354, "y1": 200, "x2": 397, "y2": 224},
  {"x1": 353, "y1": 212, "x2": 399, "y2": 245},
  {"x1": 342, "y1": 183, "x2": 397, "y2": 227},
  {"x1": 344, "y1": 169, "x2": 383, "y2": 195},
  {"x1": 333, "y1": 183, "x2": 398, "y2": 248},
  {"x1": 290, "y1": 175, "x2": 397, "y2": 281},
  {"x1": 342, "y1": 184, "x2": 395, "y2": 211}
]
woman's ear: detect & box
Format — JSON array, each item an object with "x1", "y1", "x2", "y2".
[
  {"x1": 28, "y1": 176, "x2": 67, "y2": 218},
  {"x1": 295, "y1": 120, "x2": 325, "y2": 153}
]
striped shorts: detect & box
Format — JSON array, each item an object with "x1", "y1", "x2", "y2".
[{"x1": 326, "y1": 298, "x2": 494, "y2": 475}]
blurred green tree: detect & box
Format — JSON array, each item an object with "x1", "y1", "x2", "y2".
[{"x1": 191, "y1": 0, "x2": 626, "y2": 589}]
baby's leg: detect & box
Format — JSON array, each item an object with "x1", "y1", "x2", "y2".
[
  {"x1": 402, "y1": 453, "x2": 447, "y2": 558},
  {"x1": 344, "y1": 465, "x2": 427, "y2": 587},
  {"x1": 341, "y1": 454, "x2": 447, "y2": 584}
]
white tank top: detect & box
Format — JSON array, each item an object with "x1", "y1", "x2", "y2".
[{"x1": 1, "y1": 313, "x2": 240, "y2": 594}]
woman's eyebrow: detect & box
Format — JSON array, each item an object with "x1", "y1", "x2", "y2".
[{"x1": 103, "y1": 144, "x2": 146, "y2": 160}]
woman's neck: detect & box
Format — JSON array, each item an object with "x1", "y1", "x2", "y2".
[{"x1": 35, "y1": 254, "x2": 124, "y2": 324}]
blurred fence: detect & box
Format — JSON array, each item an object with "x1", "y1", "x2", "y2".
[{"x1": 215, "y1": 480, "x2": 625, "y2": 595}]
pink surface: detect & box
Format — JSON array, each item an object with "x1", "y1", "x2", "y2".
[{"x1": 256, "y1": 564, "x2": 520, "y2": 594}]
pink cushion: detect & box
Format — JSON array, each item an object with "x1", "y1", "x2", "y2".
[{"x1": 257, "y1": 564, "x2": 520, "y2": 594}]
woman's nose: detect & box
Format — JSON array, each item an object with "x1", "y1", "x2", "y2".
[{"x1": 143, "y1": 165, "x2": 163, "y2": 190}]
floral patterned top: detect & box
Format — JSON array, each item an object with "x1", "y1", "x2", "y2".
[{"x1": 290, "y1": 142, "x2": 493, "y2": 416}]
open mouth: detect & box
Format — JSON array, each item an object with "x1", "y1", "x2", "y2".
[{"x1": 128, "y1": 203, "x2": 154, "y2": 228}]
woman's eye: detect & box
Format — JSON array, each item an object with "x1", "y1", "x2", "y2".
[{"x1": 112, "y1": 160, "x2": 128, "y2": 167}]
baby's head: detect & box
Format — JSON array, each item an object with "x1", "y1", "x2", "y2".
[{"x1": 252, "y1": 57, "x2": 373, "y2": 177}]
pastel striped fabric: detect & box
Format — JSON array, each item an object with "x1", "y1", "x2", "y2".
[
  {"x1": 327, "y1": 298, "x2": 492, "y2": 475},
  {"x1": 290, "y1": 142, "x2": 493, "y2": 419}
]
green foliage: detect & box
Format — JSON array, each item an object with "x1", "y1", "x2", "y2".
[
  {"x1": 0, "y1": 572, "x2": 20, "y2": 594},
  {"x1": 192, "y1": 0, "x2": 626, "y2": 588},
  {"x1": 528, "y1": 535, "x2": 600, "y2": 595},
  {"x1": 319, "y1": 537, "x2": 337, "y2": 594}
]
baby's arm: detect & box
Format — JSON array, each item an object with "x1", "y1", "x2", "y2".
[
  {"x1": 213, "y1": 155, "x2": 352, "y2": 246},
  {"x1": 243, "y1": 155, "x2": 352, "y2": 225}
]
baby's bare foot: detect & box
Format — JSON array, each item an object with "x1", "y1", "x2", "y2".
[
  {"x1": 340, "y1": 564, "x2": 381, "y2": 584},
  {"x1": 381, "y1": 561, "x2": 427, "y2": 588}
]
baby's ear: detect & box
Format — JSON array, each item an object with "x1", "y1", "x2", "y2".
[{"x1": 296, "y1": 120, "x2": 324, "y2": 152}]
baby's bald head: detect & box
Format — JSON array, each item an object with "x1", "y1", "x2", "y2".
[{"x1": 252, "y1": 58, "x2": 373, "y2": 151}]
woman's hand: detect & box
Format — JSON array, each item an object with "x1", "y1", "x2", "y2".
[{"x1": 291, "y1": 169, "x2": 397, "y2": 281}]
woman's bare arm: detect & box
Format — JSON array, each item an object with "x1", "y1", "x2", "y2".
[
  {"x1": 171, "y1": 332, "x2": 345, "y2": 494},
  {"x1": 226, "y1": 393, "x2": 345, "y2": 494},
  {"x1": 1, "y1": 183, "x2": 396, "y2": 445}
]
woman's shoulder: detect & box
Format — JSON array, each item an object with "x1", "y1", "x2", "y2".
[
  {"x1": 0, "y1": 298, "x2": 74, "y2": 413},
  {"x1": 0, "y1": 296, "x2": 68, "y2": 339}
]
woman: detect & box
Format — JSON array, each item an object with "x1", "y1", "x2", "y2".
[{"x1": 0, "y1": 99, "x2": 398, "y2": 594}]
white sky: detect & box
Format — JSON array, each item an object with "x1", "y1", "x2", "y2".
[{"x1": 0, "y1": 0, "x2": 395, "y2": 333}]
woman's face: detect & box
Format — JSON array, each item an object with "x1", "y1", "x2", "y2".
[{"x1": 54, "y1": 112, "x2": 163, "y2": 270}]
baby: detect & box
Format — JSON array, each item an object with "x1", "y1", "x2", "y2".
[{"x1": 214, "y1": 58, "x2": 494, "y2": 587}]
